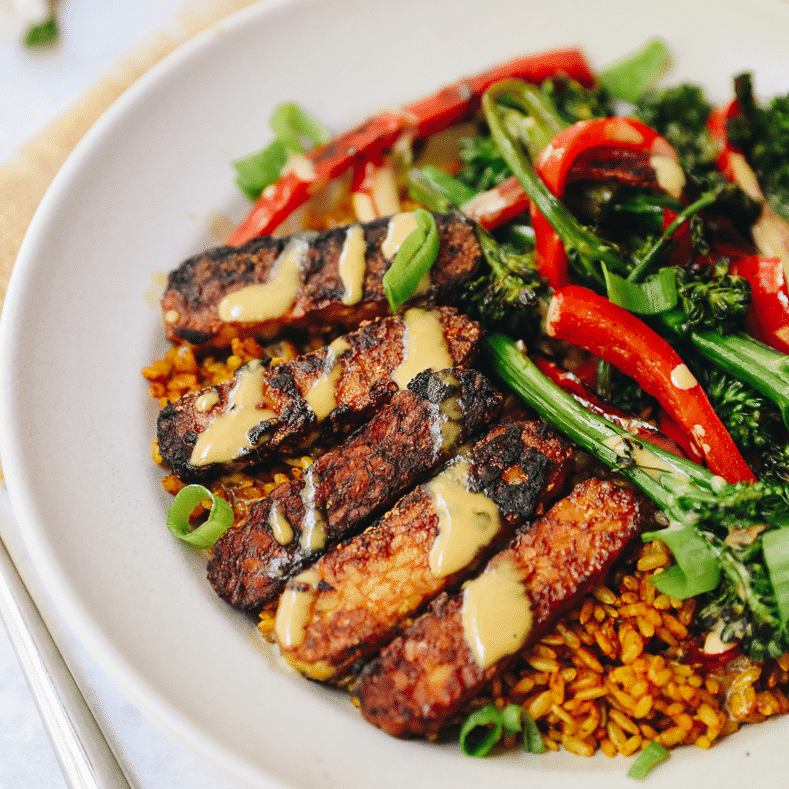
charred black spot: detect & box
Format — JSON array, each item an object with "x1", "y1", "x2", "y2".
[{"x1": 173, "y1": 327, "x2": 213, "y2": 345}]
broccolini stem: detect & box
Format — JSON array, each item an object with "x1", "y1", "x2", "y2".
[
  {"x1": 485, "y1": 333, "x2": 715, "y2": 510},
  {"x1": 482, "y1": 80, "x2": 629, "y2": 285}
]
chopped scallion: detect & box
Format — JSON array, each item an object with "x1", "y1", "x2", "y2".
[
  {"x1": 603, "y1": 265, "x2": 678, "y2": 315},
  {"x1": 627, "y1": 741, "x2": 670, "y2": 779},
  {"x1": 414, "y1": 165, "x2": 477, "y2": 208},
  {"x1": 458, "y1": 703, "x2": 504, "y2": 757},
  {"x1": 521, "y1": 710, "x2": 546, "y2": 754},
  {"x1": 166, "y1": 484, "x2": 234, "y2": 549},
  {"x1": 642, "y1": 523, "x2": 720, "y2": 598},
  {"x1": 599, "y1": 39, "x2": 670, "y2": 104},
  {"x1": 763, "y1": 527, "x2": 789, "y2": 626},
  {"x1": 382, "y1": 208, "x2": 440, "y2": 313}
]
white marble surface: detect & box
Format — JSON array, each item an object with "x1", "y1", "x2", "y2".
[{"x1": 0, "y1": 2, "x2": 268, "y2": 787}]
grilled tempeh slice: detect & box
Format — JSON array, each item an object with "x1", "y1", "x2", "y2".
[
  {"x1": 157, "y1": 307, "x2": 481, "y2": 482},
  {"x1": 207, "y1": 367, "x2": 503, "y2": 611},
  {"x1": 274, "y1": 420, "x2": 572, "y2": 683},
  {"x1": 353, "y1": 477, "x2": 644, "y2": 738},
  {"x1": 161, "y1": 212, "x2": 483, "y2": 347}
]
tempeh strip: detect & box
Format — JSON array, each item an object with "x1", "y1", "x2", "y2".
[
  {"x1": 161, "y1": 212, "x2": 482, "y2": 347},
  {"x1": 274, "y1": 420, "x2": 572, "y2": 683},
  {"x1": 157, "y1": 307, "x2": 481, "y2": 482},
  {"x1": 353, "y1": 477, "x2": 644, "y2": 738},
  {"x1": 207, "y1": 367, "x2": 503, "y2": 610}
]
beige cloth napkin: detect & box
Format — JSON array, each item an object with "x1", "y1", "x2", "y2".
[{"x1": 0, "y1": 0, "x2": 260, "y2": 478}]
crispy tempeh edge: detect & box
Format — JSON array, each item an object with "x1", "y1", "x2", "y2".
[
  {"x1": 157, "y1": 307, "x2": 481, "y2": 482},
  {"x1": 161, "y1": 212, "x2": 483, "y2": 347},
  {"x1": 206, "y1": 367, "x2": 503, "y2": 610},
  {"x1": 275, "y1": 419, "x2": 573, "y2": 683},
  {"x1": 353, "y1": 477, "x2": 644, "y2": 738}
]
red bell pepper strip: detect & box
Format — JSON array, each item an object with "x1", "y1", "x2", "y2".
[
  {"x1": 535, "y1": 358, "x2": 688, "y2": 459},
  {"x1": 228, "y1": 48, "x2": 595, "y2": 245},
  {"x1": 532, "y1": 117, "x2": 685, "y2": 289},
  {"x1": 544, "y1": 284, "x2": 756, "y2": 483},
  {"x1": 460, "y1": 175, "x2": 530, "y2": 230},
  {"x1": 708, "y1": 100, "x2": 789, "y2": 280},
  {"x1": 658, "y1": 410, "x2": 705, "y2": 465},
  {"x1": 729, "y1": 255, "x2": 789, "y2": 355}
]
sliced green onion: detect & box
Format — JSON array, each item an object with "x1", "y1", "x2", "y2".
[
  {"x1": 459, "y1": 703, "x2": 504, "y2": 757},
  {"x1": 763, "y1": 527, "x2": 789, "y2": 626},
  {"x1": 603, "y1": 264, "x2": 678, "y2": 315},
  {"x1": 627, "y1": 741, "x2": 670, "y2": 779},
  {"x1": 415, "y1": 165, "x2": 477, "y2": 207},
  {"x1": 642, "y1": 524, "x2": 720, "y2": 598},
  {"x1": 233, "y1": 103, "x2": 328, "y2": 200},
  {"x1": 268, "y1": 102, "x2": 330, "y2": 154},
  {"x1": 521, "y1": 710, "x2": 546, "y2": 754},
  {"x1": 382, "y1": 208, "x2": 440, "y2": 313},
  {"x1": 24, "y1": 16, "x2": 58, "y2": 48},
  {"x1": 599, "y1": 39, "x2": 670, "y2": 104},
  {"x1": 500, "y1": 703, "x2": 523, "y2": 734},
  {"x1": 166, "y1": 484, "x2": 234, "y2": 549},
  {"x1": 233, "y1": 140, "x2": 289, "y2": 200}
]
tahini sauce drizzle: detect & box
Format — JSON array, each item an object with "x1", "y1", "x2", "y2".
[
  {"x1": 274, "y1": 568, "x2": 321, "y2": 649},
  {"x1": 392, "y1": 308, "x2": 453, "y2": 390},
  {"x1": 299, "y1": 463, "x2": 327, "y2": 553},
  {"x1": 461, "y1": 557, "x2": 533, "y2": 668},
  {"x1": 338, "y1": 224, "x2": 367, "y2": 306},
  {"x1": 217, "y1": 237, "x2": 310, "y2": 323},
  {"x1": 426, "y1": 458, "x2": 501, "y2": 578},
  {"x1": 304, "y1": 336, "x2": 351, "y2": 421},
  {"x1": 189, "y1": 359, "x2": 276, "y2": 467}
]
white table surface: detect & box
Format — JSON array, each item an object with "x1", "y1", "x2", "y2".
[{"x1": 0, "y1": 2, "x2": 270, "y2": 787}]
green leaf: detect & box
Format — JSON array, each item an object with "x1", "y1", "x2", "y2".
[
  {"x1": 600, "y1": 39, "x2": 671, "y2": 104},
  {"x1": 269, "y1": 102, "x2": 330, "y2": 153},
  {"x1": 603, "y1": 264, "x2": 678, "y2": 315},
  {"x1": 233, "y1": 139, "x2": 289, "y2": 200}
]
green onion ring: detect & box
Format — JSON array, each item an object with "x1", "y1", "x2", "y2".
[
  {"x1": 166, "y1": 484, "x2": 234, "y2": 549},
  {"x1": 382, "y1": 208, "x2": 440, "y2": 314},
  {"x1": 458, "y1": 703, "x2": 504, "y2": 757}
]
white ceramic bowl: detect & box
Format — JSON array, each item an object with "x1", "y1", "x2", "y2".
[{"x1": 3, "y1": 0, "x2": 789, "y2": 786}]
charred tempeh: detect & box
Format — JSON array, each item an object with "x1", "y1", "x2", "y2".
[
  {"x1": 161, "y1": 212, "x2": 483, "y2": 347},
  {"x1": 353, "y1": 478, "x2": 644, "y2": 738},
  {"x1": 207, "y1": 367, "x2": 503, "y2": 610},
  {"x1": 157, "y1": 307, "x2": 481, "y2": 482},
  {"x1": 274, "y1": 420, "x2": 573, "y2": 683}
]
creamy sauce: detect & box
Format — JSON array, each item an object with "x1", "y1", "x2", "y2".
[
  {"x1": 282, "y1": 152, "x2": 318, "y2": 182},
  {"x1": 304, "y1": 337, "x2": 351, "y2": 421},
  {"x1": 670, "y1": 363, "x2": 697, "y2": 390},
  {"x1": 392, "y1": 308, "x2": 453, "y2": 390},
  {"x1": 461, "y1": 557, "x2": 533, "y2": 669},
  {"x1": 650, "y1": 154, "x2": 686, "y2": 199},
  {"x1": 381, "y1": 211, "x2": 418, "y2": 259},
  {"x1": 426, "y1": 458, "x2": 502, "y2": 578},
  {"x1": 189, "y1": 360, "x2": 276, "y2": 467},
  {"x1": 338, "y1": 225, "x2": 367, "y2": 306},
  {"x1": 274, "y1": 568, "x2": 321, "y2": 649},
  {"x1": 194, "y1": 390, "x2": 220, "y2": 413},
  {"x1": 217, "y1": 237, "x2": 309, "y2": 323},
  {"x1": 268, "y1": 504, "x2": 294, "y2": 546},
  {"x1": 299, "y1": 463, "x2": 327, "y2": 553}
]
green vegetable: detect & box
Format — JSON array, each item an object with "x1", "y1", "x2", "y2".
[
  {"x1": 233, "y1": 103, "x2": 329, "y2": 200},
  {"x1": 458, "y1": 704, "x2": 505, "y2": 756},
  {"x1": 599, "y1": 39, "x2": 671, "y2": 105},
  {"x1": 763, "y1": 527, "x2": 789, "y2": 627},
  {"x1": 486, "y1": 334, "x2": 789, "y2": 659},
  {"x1": 728, "y1": 73, "x2": 789, "y2": 221},
  {"x1": 166, "y1": 484, "x2": 234, "y2": 549},
  {"x1": 627, "y1": 741, "x2": 670, "y2": 780},
  {"x1": 603, "y1": 265, "x2": 677, "y2": 315},
  {"x1": 24, "y1": 16, "x2": 58, "y2": 48},
  {"x1": 409, "y1": 165, "x2": 477, "y2": 208},
  {"x1": 382, "y1": 209, "x2": 440, "y2": 313},
  {"x1": 459, "y1": 703, "x2": 544, "y2": 756}
]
